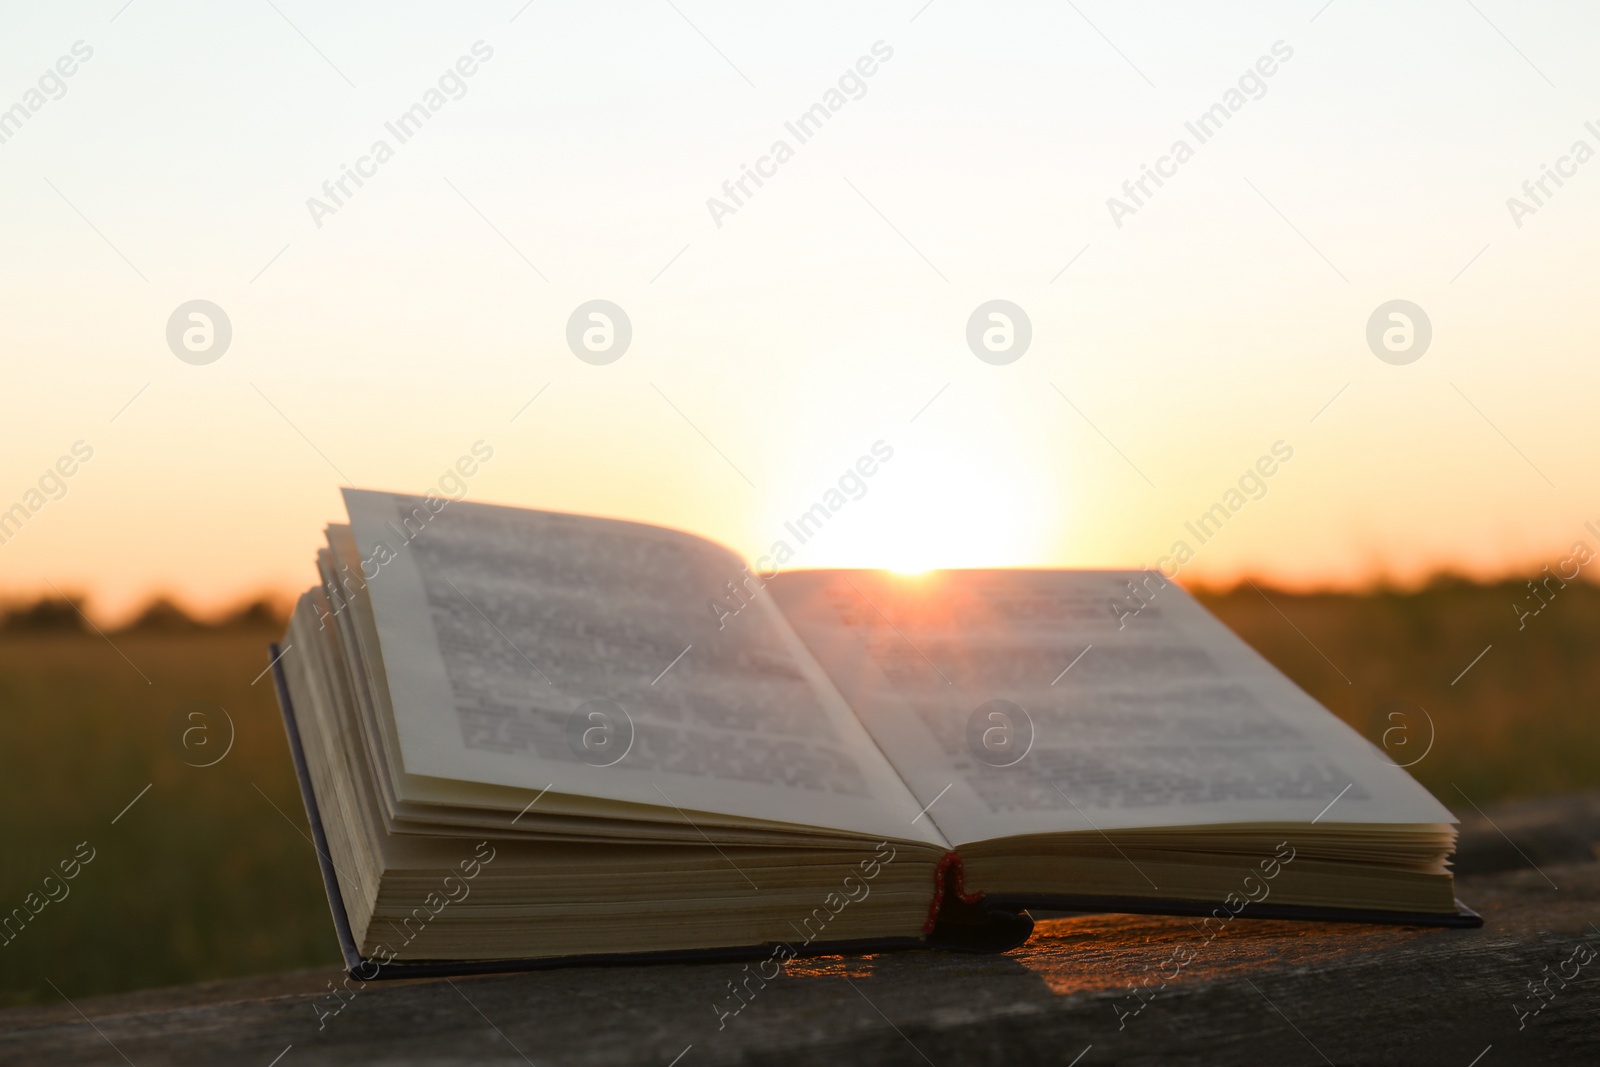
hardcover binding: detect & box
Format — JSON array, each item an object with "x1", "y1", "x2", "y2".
[
  {"x1": 269, "y1": 644, "x2": 1032, "y2": 979},
  {"x1": 985, "y1": 893, "x2": 1482, "y2": 929}
]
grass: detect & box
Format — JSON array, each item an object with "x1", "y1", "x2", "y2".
[
  {"x1": 1, "y1": 578, "x2": 1596, "y2": 1006},
  {"x1": 0, "y1": 628, "x2": 339, "y2": 1009},
  {"x1": 1194, "y1": 577, "x2": 1600, "y2": 805}
]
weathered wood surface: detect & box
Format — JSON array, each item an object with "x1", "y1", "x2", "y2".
[{"x1": 5, "y1": 794, "x2": 1599, "y2": 1067}]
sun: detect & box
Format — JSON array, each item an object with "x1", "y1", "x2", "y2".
[{"x1": 787, "y1": 436, "x2": 1057, "y2": 574}]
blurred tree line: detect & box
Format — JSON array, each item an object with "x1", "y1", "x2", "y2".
[{"x1": 0, "y1": 595, "x2": 287, "y2": 633}]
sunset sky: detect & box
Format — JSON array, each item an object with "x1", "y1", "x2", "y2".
[{"x1": 4, "y1": 1, "x2": 1599, "y2": 622}]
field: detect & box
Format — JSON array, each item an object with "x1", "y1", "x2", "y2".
[
  {"x1": 1193, "y1": 578, "x2": 1600, "y2": 803},
  {"x1": 2, "y1": 578, "x2": 1597, "y2": 1007},
  {"x1": 0, "y1": 628, "x2": 338, "y2": 1007}
]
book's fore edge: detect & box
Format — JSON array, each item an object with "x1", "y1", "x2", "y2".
[
  {"x1": 266, "y1": 644, "x2": 1033, "y2": 979},
  {"x1": 269, "y1": 642, "x2": 367, "y2": 975}
]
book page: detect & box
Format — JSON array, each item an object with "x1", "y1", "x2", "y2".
[
  {"x1": 767, "y1": 569, "x2": 1455, "y2": 848},
  {"x1": 339, "y1": 490, "x2": 944, "y2": 846}
]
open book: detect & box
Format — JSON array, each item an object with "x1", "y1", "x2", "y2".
[{"x1": 274, "y1": 489, "x2": 1477, "y2": 977}]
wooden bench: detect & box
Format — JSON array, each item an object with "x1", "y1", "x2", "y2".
[{"x1": 4, "y1": 794, "x2": 1598, "y2": 1066}]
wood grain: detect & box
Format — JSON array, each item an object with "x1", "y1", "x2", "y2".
[{"x1": 3, "y1": 809, "x2": 1597, "y2": 1066}]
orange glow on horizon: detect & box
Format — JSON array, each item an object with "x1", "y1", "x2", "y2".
[{"x1": 4, "y1": 5, "x2": 1599, "y2": 623}]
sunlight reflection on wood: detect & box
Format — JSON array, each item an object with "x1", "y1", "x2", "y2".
[
  {"x1": 1009, "y1": 913, "x2": 1430, "y2": 996},
  {"x1": 781, "y1": 954, "x2": 878, "y2": 979}
]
